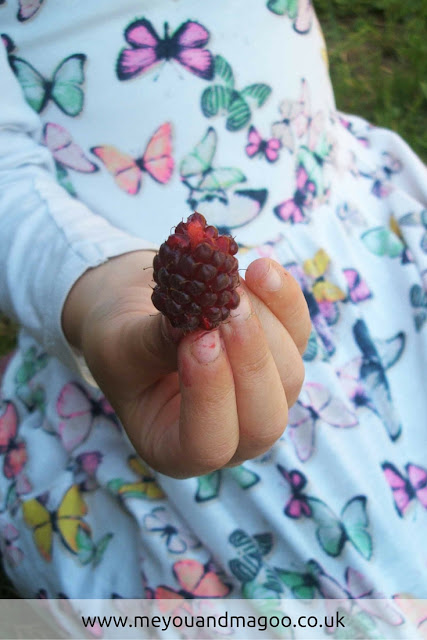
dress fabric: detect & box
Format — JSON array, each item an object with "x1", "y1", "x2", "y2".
[{"x1": 0, "y1": 0, "x2": 427, "y2": 607}]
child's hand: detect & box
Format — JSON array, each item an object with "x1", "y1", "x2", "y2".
[{"x1": 62, "y1": 251, "x2": 311, "y2": 478}]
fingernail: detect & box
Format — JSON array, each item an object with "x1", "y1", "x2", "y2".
[
  {"x1": 261, "y1": 262, "x2": 283, "y2": 291},
  {"x1": 230, "y1": 290, "x2": 252, "y2": 323},
  {"x1": 191, "y1": 331, "x2": 222, "y2": 364}
]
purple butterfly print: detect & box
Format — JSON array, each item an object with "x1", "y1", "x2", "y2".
[
  {"x1": 277, "y1": 465, "x2": 312, "y2": 518},
  {"x1": 343, "y1": 268, "x2": 372, "y2": 304},
  {"x1": 285, "y1": 262, "x2": 336, "y2": 356},
  {"x1": 116, "y1": 19, "x2": 214, "y2": 81},
  {"x1": 70, "y1": 451, "x2": 103, "y2": 492},
  {"x1": 246, "y1": 126, "x2": 281, "y2": 162},
  {"x1": 337, "y1": 115, "x2": 370, "y2": 148},
  {"x1": 382, "y1": 462, "x2": 427, "y2": 517},
  {"x1": 274, "y1": 163, "x2": 316, "y2": 224},
  {"x1": 360, "y1": 152, "x2": 402, "y2": 199},
  {"x1": 287, "y1": 382, "x2": 358, "y2": 462},
  {"x1": 337, "y1": 319, "x2": 404, "y2": 441}
]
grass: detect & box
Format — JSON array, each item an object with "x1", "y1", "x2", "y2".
[
  {"x1": 1, "y1": 0, "x2": 426, "y2": 598},
  {"x1": 315, "y1": 0, "x2": 427, "y2": 161}
]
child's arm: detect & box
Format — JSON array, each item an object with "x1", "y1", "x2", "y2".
[
  {"x1": 62, "y1": 249, "x2": 311, "y2": 478},
  {"x1": 0, "y1": 43, "x2": 311, "y2": 477},
  {"x1": 0, "y1": 45, "x2": 156, "y2": 381}
]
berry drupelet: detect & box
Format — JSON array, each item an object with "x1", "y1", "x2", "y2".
[{"x1": 151, "y1": 212, "x2": 240, "y2": 331}]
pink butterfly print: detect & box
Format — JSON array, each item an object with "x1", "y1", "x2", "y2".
[
  {"x1": 17, "y1": 0, "x2": 45, "y2": 22},
  {"x1": 277, "y1": 465, "x2": 312, "y2": 518},
  {"x1": 91, "y1": 122, "x2": 174, "y2": 195},
  {"x1": 337, "y1": 356, "x2": 372, "y2": 411},
  {"x1": 57, "y1": 383, "x2": 118, "y2": 452},
  {"x1": 345, "y1": 568, "x2": 404, "y2": 626},
  {"x1": 0, "y1": 401, "x2": 28, "y2": 480},
  {"x1": 382, "y1": 462, "x2": 427, "y2": 517},
  {"x1": 337, "y1": 116, "x2": 370, "y2": 148},
  {"x1": 1, "y1": 33, "x2": 16, "y2": 55},
  {"x1": 287, "y1": 382, "x2": 358, "y2": 462},
  {"x1": 43, "y1": 123, "x2": 98, "y2": 174},
  {"x1": 116, "y1": 19, "x2": 214, "y2": 81},
  {"x1": 308, "y1": 560, "x2": 352, "y2": 618},
  {"x1": 155, "y1": 560, "x2": 231, "y2": 601},
  {"x1": 360, "y1": 152, "x2": 402, "y2": 198},
  {"x1": 72, "y1": 451, "x2": 103, "y2": 492},
  {"x1": 271, "y1": 97, "x2": 303, "y2": 152},
  {"x1": 274, "y1": 164, "x2": 316, "y2": 223},
  {"x1": 329, "y1": 139, "x2": 359, "y2": 177},
  {"x1": 291, "y1": 79, "x2": 326, "y2": 151},
  {"x1": 392, "y1": 596, "x2": 427, "y2": 637},
  {"x1": 0, "y1": 522, "x2": 24, "y2": 567},
  {"x1": 293, "y1": 0, "x2": 313, "y2": 34},
  {"x1": 246, "y1": 126, "x2": 281, "y2": 162},
  {"x1": 343, "y1": 268, "x2": 372, "y2": 304}
]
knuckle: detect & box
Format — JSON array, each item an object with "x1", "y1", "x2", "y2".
[
  {"x1": 241, "y1": 404, "x2": 288, "y2": 455},
  {"x1": 239, "y1": 348, "x2": 271, "y2": 384},
  {"x1": 283, "y1": 357, "x2": 305, "y2": 407}
]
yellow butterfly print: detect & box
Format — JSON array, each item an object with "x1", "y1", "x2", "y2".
[
  {"x1": 303, "y1": 249, "x2": 346, "y2": 302},
  {"x1": 109, "y1": 455, "x2": 164, "y2": 500},
  {"x1": 22, "y1": 485, "x2": 91, "y2": 562},
  {"x1": 389, "y1": 215, "x2": 405, "y2": 243}
]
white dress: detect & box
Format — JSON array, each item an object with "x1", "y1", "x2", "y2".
[{"x1": 0, "y1": 0, "x2": 426, "y2": 611}]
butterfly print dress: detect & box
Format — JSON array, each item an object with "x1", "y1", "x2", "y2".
[{"x1": 0, "y1": 0, "x2": 427, "y2": 613}]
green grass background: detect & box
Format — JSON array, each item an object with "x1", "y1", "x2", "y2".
[{"x1": 0, "y1": 0, "x2": 426, "y2": 597}]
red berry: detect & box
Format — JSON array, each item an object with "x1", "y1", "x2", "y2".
[{"x1": 151, "y1": 212, "x2": 240, "y2": 331}]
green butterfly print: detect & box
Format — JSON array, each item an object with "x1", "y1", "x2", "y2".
[
  {"x1": 334, "y1": 610, "x2": 381, "y2": 640},
  {"x1": 76, "y1": 529, "x2": 113, "y2": 567},
  {"x1": 267, "y1": 0, "x2": 299, "y2": 18},
  {"x1": 201, "y1": 55, "x2": 271, "y2": 131},
  {"x1": 297, "y1": 143, "x2": 331, "y2": 198},
  {"x1": 229, "y1": 529, "x2": 285, "y2": 601},
  {"x1": 9, "y1": 54, "x2": 86, "y2": 116},
  {"x1": 275, "y1": 566, "x2": 317, "y2": 599},
  {"x1": 267, "y1": 1, "x2": 313, "y2": 36},
  {"x1": 307, "y1": 496, "x2": 372, "y2": 560},
  {"x1": 228, "y1": 529, "x2": 273, "y2": 583},
  {"x1": 55, "y1": 163, "x2": 77, "y2": 197},
  {"x1": 181, "y1": 127, "x2": 246, "y2": 207},
  {"x1": 276, "y1": 559, "x2": 350, "y2": 600},
  {"x1": 195, "y1": 465, "x2": 260, "y2": 502},
  {"x1": 14, "y1": 346, "x2": 48, "y2": 413},
  {"x1": 361, "y1": 227, "x2": 405, "y2": 259}
]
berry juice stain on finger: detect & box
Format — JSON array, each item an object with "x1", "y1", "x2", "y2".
[{"x1": 191, "y1": 331, "x2": 222, "y2": 365}]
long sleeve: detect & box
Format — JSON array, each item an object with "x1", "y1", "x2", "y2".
[{"x1": 0, "y1": 45, "x2": 157, "y2": 382}]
